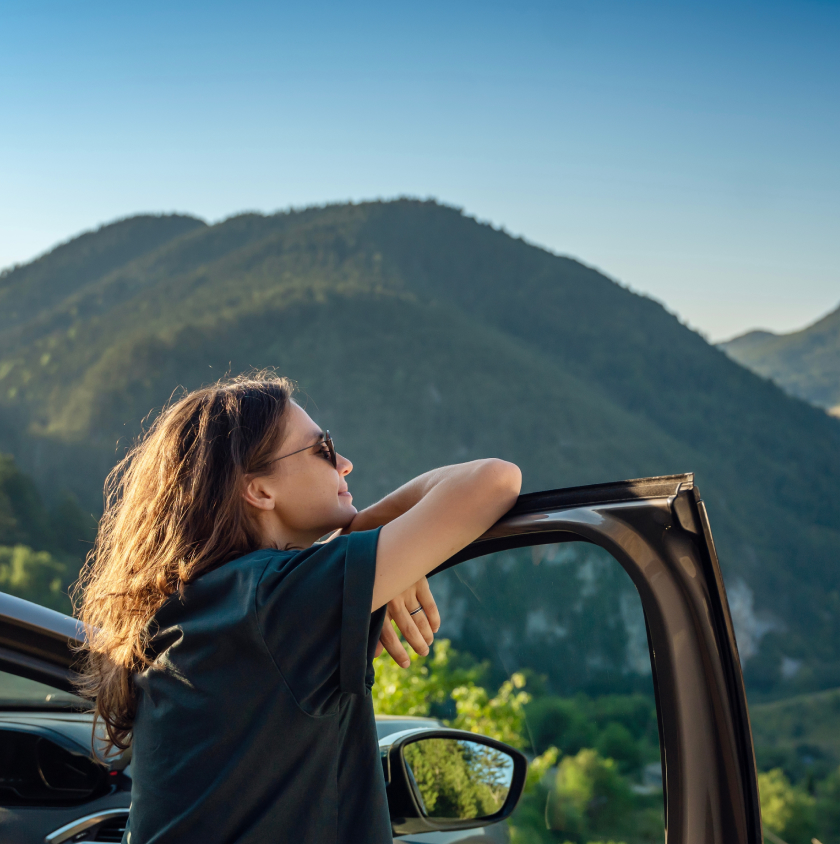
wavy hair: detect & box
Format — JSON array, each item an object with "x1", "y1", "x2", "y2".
[{"x1": 73, "y1": 373, "x2": 295, "y2": 754}]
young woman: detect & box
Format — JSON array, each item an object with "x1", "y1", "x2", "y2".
[{"x1": 75, "y1": 373, "x2": 521, "y2": 844}]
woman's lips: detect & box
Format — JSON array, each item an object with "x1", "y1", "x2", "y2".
[{"x1": 339, "y1": 491, "x2": 352, "y2": 499}]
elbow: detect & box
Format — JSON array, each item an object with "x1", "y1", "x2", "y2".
[{"x1": 479, "y1": 458, "x2": 522, "y2": 497}]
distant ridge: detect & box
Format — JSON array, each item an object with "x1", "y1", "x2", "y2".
[
  {"x1": 721, "y1": 304, "x2": 840, "y2": 416},
  {"x1": 0, "y1": 198, "x2": 838, "y2": 695},
  {"x1": 0, "y1": 214, "x2": 206, "y2": 333}
]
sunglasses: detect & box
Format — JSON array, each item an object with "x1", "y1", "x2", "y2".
[{"x1": 269, "y1": 431, "x2": 337, "y2": 469}]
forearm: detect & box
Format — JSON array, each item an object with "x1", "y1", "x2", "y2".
[{"x1": 346, "y1": 461, "x2": 498, "y2": 533}]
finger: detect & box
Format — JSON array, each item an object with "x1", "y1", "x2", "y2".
[
  {"x1": 414, "y1": 578, "x2": 441, "y2": 633},
  {"x1": 375, "y1": 609, "x2": 410, "y2": 668},
  {"x1": 380, "y1": 619, "x2": 410, "y2": 667},
  {"x1": 410, "y1": 604, "x2": 435, "y2": 647},
  {"x1": 391, "y1": 603, "x2": 430, "y2": 657},
  {"x1": 404, "y1": 578, "x2": 435, "y2": 645}
]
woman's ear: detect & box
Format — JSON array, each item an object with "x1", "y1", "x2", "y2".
[{"x1": 242, "y1": 475, "x2": 275, "y2": 511}]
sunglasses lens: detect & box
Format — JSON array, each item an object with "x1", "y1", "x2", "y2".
[{"x1": 324, "y1": 432, "x2": 336, "y2": 468}]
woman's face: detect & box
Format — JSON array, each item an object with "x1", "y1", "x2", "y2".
[{"x1": 243, "y1": 402, "x2": 356, "y2": 548}]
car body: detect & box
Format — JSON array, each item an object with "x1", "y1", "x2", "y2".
[{"x1": 0, "y1": 474, "x2": 762, "y2": 843}]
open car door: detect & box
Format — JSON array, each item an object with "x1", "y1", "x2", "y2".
[{"x1": 428, "y1": 472, "x2": 762, "y2": 844}]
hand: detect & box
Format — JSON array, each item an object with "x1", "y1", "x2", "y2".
[{"x1": 375, "y1": 577, "x2": 441, "y2": 668}]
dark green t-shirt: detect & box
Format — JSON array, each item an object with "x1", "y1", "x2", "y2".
[{"x1": 126, "y1": 529, "x2": 391, "y2": 844}]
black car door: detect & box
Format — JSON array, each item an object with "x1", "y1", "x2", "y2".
[{"x1": 425, "y1": 472, "x2": 761, "y2": 844}]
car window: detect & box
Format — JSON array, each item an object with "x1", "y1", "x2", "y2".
[
  {"x1": 396, "y1": 540, "x2": 666, "y2": 844},
  {"x1": 0, "y1": 669, "x2": 87, "y2": 709}
]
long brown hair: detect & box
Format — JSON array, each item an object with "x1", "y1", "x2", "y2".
[{"x1": 73, "y1": 373, "x2": 295, "y2": 754}]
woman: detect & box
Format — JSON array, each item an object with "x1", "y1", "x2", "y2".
[{"x1": 75, "y1": 373, "x2": 521, "y2": 844}]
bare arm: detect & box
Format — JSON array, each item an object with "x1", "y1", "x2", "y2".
[{"x1": 349, "y1": 459, "x2": 522, "y2": 611}]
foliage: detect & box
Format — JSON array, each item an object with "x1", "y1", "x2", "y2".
[
  {"x1": 372, "y1": 637, "x2": 481, "y2": 717},
  {"x1": 595, "y1": 723, "x2": 642, "y2": 775},
  {"x1": 374, "y1": 635, "x2": 548, "y2": 760},
  {"x1": 0, "y1": 545, "x2": 69, "y2": 611},
  {"x1": 404, "y1": 738, "x2": 510, "y2": 819},
  {"x1": 374, "y1": 637, "x2": 663, "y2": 843},
  {"x1": 450, "y1": 672, "x2": 530, "y2": 749},
  {"x1": 524, "y1": 692, "x2": 660, "y2": 776},
  {"x1": 815, "y1": 766, "x2": 840, "y2": 844},
  {"x1": 514, "y1": 747, "x2": 662, "y2": 844},
  {"x1": 758, "y1": 768, "x2": 818, "y2": 844},
  {"x1": 0, "y1": 453, "x2": 92, "y2": 612},
  {"x1": 526, "y1": 695, "x2": 597, "y2": 754},
  {"x1": 545, "y1": 749, "x2": 636, "y2": 840},
  {"x1": 750, "y1": 686, "x2": 840, "y2": 784},
  {"x1": 525, "y1": 746, "x2": 560, "y2": 792}
]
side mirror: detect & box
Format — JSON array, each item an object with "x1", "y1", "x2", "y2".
[{"x1": 380, "y1": 728, "x2": 528, "y2": 836}]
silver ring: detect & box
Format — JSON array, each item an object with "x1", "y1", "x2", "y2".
[{"x1": 409, "y1": 605, "x2": 425, "y2": 616}]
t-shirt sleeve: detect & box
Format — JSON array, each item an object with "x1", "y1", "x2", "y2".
[{"x1": 255, "y1": 528, "x2": 387, "y2": 715}]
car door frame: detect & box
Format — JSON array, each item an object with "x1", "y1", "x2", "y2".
[{"x1": 430, "y1": 471, "x2": 762, "y2": 844}]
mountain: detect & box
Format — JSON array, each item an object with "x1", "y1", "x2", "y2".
[
  {"x1": 721, "y1": 304, "x2": 840, "y2": 417},
  {"x1": 0, "y1": 214, "x2": 206, "y2": 333},
  {"x1": 750, "y1": 687, "x2": 840, "y2": 778},
  {"x1": 0, "y1": 199, "x2": 838, "y2": 696}
]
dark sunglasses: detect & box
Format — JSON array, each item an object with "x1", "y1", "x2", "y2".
[{"x1": 269, "y1": 431, "x2": 336, "y2": 469}]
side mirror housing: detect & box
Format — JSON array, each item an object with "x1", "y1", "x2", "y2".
[{"x1": 380, "y1": 727, "x2": 528, "y2": 836}]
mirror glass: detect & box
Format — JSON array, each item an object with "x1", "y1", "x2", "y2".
[{"x1": 403, "y1": 737, "x2": 514, "y2": 820}]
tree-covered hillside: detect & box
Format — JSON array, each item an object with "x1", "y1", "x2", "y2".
[
  {"x1": 0, "y1": 199, "x2": 838, "y2": 696},
  {"x1": 0, "y1": 453, "x2": 93, "y2": 612},
  {"x1": 721, "y1": 303, "x2": 840, "y2": 417}
]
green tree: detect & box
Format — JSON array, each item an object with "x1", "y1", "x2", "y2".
[
  {"x1": 450, "y1": 671, "x2": 531, "y2": 749},
  {"x1": 758, "y1": 768, "x2": 818, "y2": 844},
  {"x1": 546, "y1": 749, "x2": 635, "y2": 841},
  {"x1": 372, "y1": 637, "x2": 481, "y2": 717},
  {"x1": 0, "y1": 453, "x2": 93, "y2": 611},
  {"x1": 815, "y1": 765, "x2": 840, "y2": 844},
  {"x1": 0, "y1": 544, "x2": 69, "y2": 612},
  {"x1": 595, "y1": 722, "x2": 642, "y2": 775},
  {"x1": 525, "y1": 695, "x2": 597, "y2": 755},
  {"x1": 404, "y1": 738, "x2": 510, "y2": 819},
  {"x1": 373, "y1": 633, "x2": 530, "y2": 746}
]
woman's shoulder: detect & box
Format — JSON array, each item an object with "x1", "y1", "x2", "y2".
[
  {"x1": 175, "y1": 548, "x2": 299, "y2": 601},
  {"x1": 152, "y1": 548, "x2": 300, "y2": 626}
]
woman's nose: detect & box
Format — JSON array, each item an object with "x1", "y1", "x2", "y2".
[{"x1": 337, "y1": 453, "x2": 352, "y2": 476}]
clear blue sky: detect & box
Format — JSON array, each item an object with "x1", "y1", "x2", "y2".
[{"x1": 2, "y1": 0, "x2": 837, "y2": 340}]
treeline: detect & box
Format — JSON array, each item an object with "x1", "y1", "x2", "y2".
[
  {"x1": 373, "y1": 637, "x2": 840, "y2": 844},
  {"x1": 0, "y1": 453, "x2": 94, "y2": 612}
]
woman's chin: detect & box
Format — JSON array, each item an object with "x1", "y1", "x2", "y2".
[{"x1": 336, "y1": 501, "x2": 357, "y2": 524}]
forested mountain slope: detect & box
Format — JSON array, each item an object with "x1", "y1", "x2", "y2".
[
  {"x1": 0, "y1": 214, "x2": 205, "y2": 333},
  {"x1": 0, "y1": 453, "x2": 93, "y2": 611},
  {"x1": 0, "y1": 199, "x2": 838, "y2": 695},
  {"x1": 721, "y1": 304, "x2": 840, "y2": 416}
]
